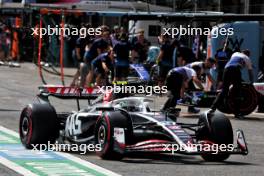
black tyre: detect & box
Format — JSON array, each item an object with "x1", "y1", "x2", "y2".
[
  {"x1": 257, "y1": 94, "x2": 264, "y2": 112},
  {"x1": 218, "y1": 83, "x2": 258, "y2": 115},
  {"x1": 197, "y1": 112, "x2": 233, "y2": 161},
  {"x1": 19, "y1": 104, "x2": 59, "y2": 149},
  {"x1": 94, "y1": 111, "x2": 132, "y2": 160},
  {"x1": 228, "y1": 84, "x2": 258, "y2": 115}
]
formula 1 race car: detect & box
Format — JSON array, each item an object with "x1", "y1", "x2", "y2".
[{"x1": 19, "y1": 85, "x2": 248, "y2": 161}]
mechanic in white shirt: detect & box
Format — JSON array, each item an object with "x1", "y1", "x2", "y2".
[
  {"x1": 162, "y1": 66, "x2": 204, "y2": 113},
  {"x1": 186, "y1": 57, "x2": 216, "y2": 89},
  {"x1": 210, "y1": 50, "x2": 254, "y2": 118}
]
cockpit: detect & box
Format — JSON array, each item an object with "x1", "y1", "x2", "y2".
[{"x1": 111, "y1": 98, "x2": 154, "y2": 112}]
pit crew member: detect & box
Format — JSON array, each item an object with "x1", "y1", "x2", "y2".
[
  {"x1": 162, "y1": 66, "x2": 204, "y2": 113},
  {"x1": 157, "y1": 34, "x2": 174, "y2": 86},
  {"x1": 210, "y1": 50, "x2": 253, "y2": 118},
  {"x1": 186, "y1": 57, "x2": 216, "y2": 90},
  {"x1": 113, "y1": 32, "x2": 130, "y2": 82},
  {"x1": 90, "y1": 45, "x2": 114, "y2": 86}
]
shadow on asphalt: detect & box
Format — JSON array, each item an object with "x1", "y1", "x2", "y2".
[
  {"x1": 121, "y1": 153, "x2": 254, "y2": 166},
  {"x1": 54, "y1": 151, "x2": 254, "y2": 166},
  {"x1": 240, "y1": 116, "x2": 264, "y2": 121},
  {"x1": 0, "y1": 108, "x2": 21, "y2": 112}
]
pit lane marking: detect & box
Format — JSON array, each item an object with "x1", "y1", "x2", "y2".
[
  {"x1": 0, "y1": 156, "x2": 37, "y2": 176},
  {"x1": 0, "y1": 126, "x2": 121, "y2": 176}
]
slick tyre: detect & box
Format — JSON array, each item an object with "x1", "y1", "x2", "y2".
[
  {"x1": 218, "y1": 83, "x2": 258, "y2": 115},
  {"x1": 19, "y1": 104, "x2": 59, "y2": 149},
  {"x1": 197, "y1": 112, "x2": 233, "y2": 161},
  {"x1": 94, "y1": 111, "x2": 132, "y2": 160}
]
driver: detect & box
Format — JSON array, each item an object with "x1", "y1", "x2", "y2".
[
  {"x1": 162, "y1": 66, "x2": 204, "y2": 113},
  {"x1": 209, "y1": 50, "x2": 253, "y2": 118}
]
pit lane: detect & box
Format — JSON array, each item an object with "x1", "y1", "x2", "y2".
[{"x1": 0, "y1": 63, "x2": 264, "y2": 176}]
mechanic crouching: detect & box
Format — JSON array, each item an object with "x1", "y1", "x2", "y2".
[
  {"x1": 186, "y1": 57, "x2": 216, "y2": 90},
  {"x1": 90, "y1": 46, "x2": 114, "y2": 86},
  {"x1": 162, "y1": 66, "x2": 204, "y2": 114},
  {"x1": 210, "y1": 49, "x2": 254, "y2": 118}
]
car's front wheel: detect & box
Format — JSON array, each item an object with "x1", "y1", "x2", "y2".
[
  {"x1": 94, "y1": 111, "x2": 132, "y2": 160},
  {"x1": 196, "y1": 112, "x2": 233, "y2": 161}
]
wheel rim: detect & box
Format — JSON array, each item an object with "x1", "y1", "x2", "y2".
[
  {"x1": 98, "y1": 125, "x2": 106, "y2": 145},
  {"x1": 21, "y1": 117, "x2": 29, "y2": 137}
]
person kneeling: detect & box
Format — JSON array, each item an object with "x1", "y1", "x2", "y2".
[{"x1": 162, "y1": 66, "x2": 204, "y2": 114}]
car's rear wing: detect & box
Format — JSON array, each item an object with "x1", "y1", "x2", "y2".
[{"x1": 38, "y1": 85, "x2": 101, "y2": 100}]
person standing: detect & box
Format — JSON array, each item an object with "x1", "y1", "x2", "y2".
[
  {"x1": 131, "y1": 29, "x2": 150, "y2": 64},
  {"x1": 215, "y1": 42, "x2": 233, "y2": 89},
  {"x1": 113, "y1": 32, "x2": 130, "y2": 82},
  {"x1": 157, "y1": 34, "x2": 174, "y2": 86},
  {"x1": 70, "y1": 32, "x2": 88, "y2": 87},
  {"x1": 210, "y1": 50, "x2": 253, "y2": 118}
]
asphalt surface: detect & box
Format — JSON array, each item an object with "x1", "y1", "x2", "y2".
[{"x1": 0, "y1": 63, "x2": 264, "y2": 176}]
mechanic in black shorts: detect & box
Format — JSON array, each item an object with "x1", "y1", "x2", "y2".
[
  {"x1": 186, "y1": 57, "x2": 216, "y2": 90},
  {"x1": 162, "y1": 66, "x2": 203, "y2": 113},
  {"x1": 210, "y1": 50, "x2": 253, "y2": 118},
  {"x1": 91, "y1": 48, "x2": 114, "y2": 86},
  {"x1": 131, "y1": 29, "x2": 151, "y2": 64},
  {"x1": 70, "y1": 32, "x2": 90, "y2": 87},
  {"x1": 113, "y1": 32, "x2": 130, "y2": 82},
  {"x1": 157, "y1": 34, "x2": 174, "y2": 86},
  {"x1": 215, "y1": 43, "x2": 233, "y2": 89}
]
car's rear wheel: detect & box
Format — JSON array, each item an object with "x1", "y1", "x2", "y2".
[
  {"x1": 94, "y1": 111, "x2": 132, "y2": 160},
  {"x1": 19, "y1": 104, "x2": 59, "y2": 149},
  {"x1": 197, "y1": 112, "x2": 233, "y2": 161}
]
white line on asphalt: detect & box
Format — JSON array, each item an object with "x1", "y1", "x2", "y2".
[
  {"x1": 0, "y1": 126, "x2": 19, "y2": 137},
  {"x1": 0, "y1": 125, "x2": 122, "y2": 176},
  {"x1": 55, "y1": 152, "x2": 121, "y2": 176},
  {"x1": 0, "y1": 156, "x2": 37, "y2": 176}
]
